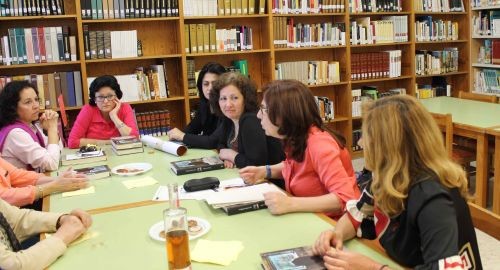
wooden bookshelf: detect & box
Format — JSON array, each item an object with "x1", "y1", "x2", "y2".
[{"x1": 0, "y1": 0, "x2": 473, "y2": 155}]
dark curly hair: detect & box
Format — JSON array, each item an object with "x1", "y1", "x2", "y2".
[
  {"x1": 262, "y1": 80, "x2": 345, "y2": 162},
  {"x1": 209, "y1": 72, "x2": 258, "y2": 117},
  {"x1": 196, "y1": 62, "x2": 227, "y2": 101},
  {"x1": 0, "y1": 80, "x2": 38, "y2": 129},
  {"x1": 88, "y1": 75, "x2": 123, "y2": 106}
]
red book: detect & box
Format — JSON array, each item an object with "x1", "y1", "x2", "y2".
[{"x1": 37, "y1": 27, "x2": 47, "y2": 63}]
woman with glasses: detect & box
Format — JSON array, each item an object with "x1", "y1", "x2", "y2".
[
  {"x1": 167, "y1": 62, "x2": 227, "y2": 148},
  {"x1": 208, "y1": 72, "x2": 284, "y2": 169},
  {"x1": 0, "y1": 81, "x2": 62, "y2": 172},
  {"x1": 68, "y1": 75, "x2": 139, "y2": 149},
  {"x1": 239, "y1": 80, "x2": 359, "y2": 219}
]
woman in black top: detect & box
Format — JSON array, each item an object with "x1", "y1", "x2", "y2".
[
  {"x1": 313, "y1": 95, "x2": 482, "y2": 270},
  {"x1": 208, "y1": 72, "x2": 284, "y2": 169},
  {"x1": 167, "y1": 62, "x2": 226, "y2": 148}
]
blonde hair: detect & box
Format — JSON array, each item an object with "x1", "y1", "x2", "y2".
[{"x1": 362, "y1": 95, "x2": 467, "y2": 217}]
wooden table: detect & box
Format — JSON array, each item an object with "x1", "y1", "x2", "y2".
[{"x1": 44, "y1": 144, "x2": 401, "y2": 269}]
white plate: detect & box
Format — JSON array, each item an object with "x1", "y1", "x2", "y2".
[
  {"x1": 149, "y1": 216, "x2": 211, "y2": 242},
  {"x1": 111, "y1": 163, "x2": 152, "y2": 176}
]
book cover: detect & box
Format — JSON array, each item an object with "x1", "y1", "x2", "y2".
[
  {"x1": 73, "y1": 164, "x2": 111, "y2": 180},
  {"x1": 261, "y1": 246, "x2": 325, "y2": 270},
  {"x1": 62, "y1": 150, "x2": 107, "y2": 166},
  {"x1": 170, "y1": 156, "x2": 224, "y2": 175},
  {"x1": 111, "y1": 135, "x2": 143, "y2": 149},
  {"x1": 222, "y1": 200, "x2": 267, "y2": 215}
]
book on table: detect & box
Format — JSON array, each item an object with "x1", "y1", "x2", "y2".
[
  {"x1": 110, "y1": 135, "x2": 143, "y2": 149},
  {"x1": 261, "y1": 246, "x2": 325, "y2": 270},
  {"x1": 72, "y1": 164, "x2": 111, "y2": 180},
  {"x1": 111, "y1": 145, "x2": 144, "y2": 156},
  {"x1": 61, "y1": 150, "x2": 107, "y2": 166},
  {"x1": 170, "y1": 156, "x2": 224, "y2": 175}
]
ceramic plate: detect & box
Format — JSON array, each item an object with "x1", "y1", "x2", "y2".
[
  {"x1": 111, "y1": 163, "x2": 152, "y2": 176},
  {"x1": 149, "y1": 216, "x2": 210, "y2": 242}
]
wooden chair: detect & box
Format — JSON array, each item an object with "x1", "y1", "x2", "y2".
[{"x1": 458, "y1": 91, "x2": 497, "y2": 103}]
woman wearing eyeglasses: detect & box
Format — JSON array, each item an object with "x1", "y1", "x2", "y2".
[
  {"x1": 67, "y1": 75, "x2": 139, "y2": 149},
  {"x1": 208, "y1": 72, "x2": 284, "y2": 169},
  {"x1": 239, "y1": 80, "x2": 360, "y2": 219},
  {"x1": 0, "y1": 81, "x2": 62, "y2": 172}
]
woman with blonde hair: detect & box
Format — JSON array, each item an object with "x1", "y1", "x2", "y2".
[{"x1": 313, "y1": 95, "x2": 482, "y2": 269}]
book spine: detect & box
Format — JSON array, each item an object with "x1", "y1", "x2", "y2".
[
  {"x1": 175, "y1": 164, "x2": 225, "y2": 175},
  {"x1": 225, "y1": 200, "x2": 267, "y2": 215}
]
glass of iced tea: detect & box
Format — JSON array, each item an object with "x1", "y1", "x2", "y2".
[{"x1": 164, "y1": 184, "x2": 191, "y2": 270}]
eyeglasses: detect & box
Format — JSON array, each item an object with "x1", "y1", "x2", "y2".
[
  {"x1": 95, "y1": 94, "x2": 117, "y2": 102},
  {"x1": 259, "y1": 104, "x2": 269, "y2": 114}
]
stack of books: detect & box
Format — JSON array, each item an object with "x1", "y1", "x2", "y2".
[
  {"x1": 62, "y1": 149, "x2": 107, "y2": 166},
  {"x1": 111, "y1": 136, "x2": 144, "y2": 156}
]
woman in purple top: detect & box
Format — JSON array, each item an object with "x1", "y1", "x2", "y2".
[{"x1": 0, "y1": 81, "x2": 61, "y2": 172}]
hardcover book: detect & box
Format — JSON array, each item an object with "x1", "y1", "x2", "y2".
[
  {"x1": 170, "y1": 156, "x2": 224, "y2": 175},
  {"x1": 62, "y1": 150, "x2": 107, "y2": 166},
  {"x1": 111, "y1": 135, "x2": 143, "y2": 150},
  {"x1": 112, "y1": 146, "x2": 144, "y2": 156},
  {"x1": 221, "y1": 200, "x2": 267, "y2": 216},
  {"x1": 261, "y1": 246, "x2": 325, "y2": 270},
  {"x1": 73, "y1": 164, "x2": 111, "y2": 180}
]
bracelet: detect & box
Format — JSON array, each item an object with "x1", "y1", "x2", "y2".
[
  {"x1": 265, "y1": 165, "x2": 272, "y2": 179},
  {"x1": 379, "y1": 264, "x2": 388, "y2": 270}
]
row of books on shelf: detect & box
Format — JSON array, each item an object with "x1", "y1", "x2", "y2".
[
  {"x1": 271, "y1": 0, "x2": 344, "y2": 14},
  {"x1": 473, "y1": 69, "x2": 500, "y2": 95},
  {"x1": 87, "y1": 64, "x2": 169, "y2": 103},
  {"x1": 415, "y1": 48, "x2": 459, "y2": 76},
  {"x1": 83, "y1": 27, "x2": 139, "y2": 59},
  {"x1": 415, "y1": 17, "x2": 459, "y2": 42},
  {"x1": 0, "y1": 71, "x2": 83, "y2": 108},
  {"x1": 184, "y1": 0, "x2": 265, "y2": 16},
  {"x1": 275, "y1": 60, "x2": 341, "y2": 85},
  {"x1": 135, "y1": 110, "x2": 171, "y2": 137},
  {"x1": 348, "y1": 0, "x2": 402, "y2": 13},
  {"x1": 473, "y1": 11, "x2": 500, "y2": 37},
  {"x1": 80, "y1": 0, "x2": 179, "y2": 19},
  {"x1": 414, "y1": 0, "x2": 464, "y2": 12},
  {"x1": 471, "y1": 0, "x2": 500, "y2": 8},
  {"x1": 0, "y1": 0, "x2": 65, "y2": 16},
  {"x1": 351, "y1": 86, "x2": 405, "y2": 116},
  {"x1": 477, "y1": 39, "x2": 500, "y2": 64},
  {"x1": 184, "y1": 24, "x2": 253, "y2": 54},
  {"x1": 272, "y1": 18, "x2": 346, "y2": 48},
  {"x1": 416, "y1": 84, "x2": 451, "y2": 99},
  {"x1": 314, "y1": 95, "x2": 334, "y2": 121},
  {"x1": 350, "y1": 16, "x2": 408, "y2": 45},
  {"x1": 0, "y1": 26, "x2": 76, "y2": 66},
  {"x1": 351, "y1": 50, "x2": 401, "y2": 80}
]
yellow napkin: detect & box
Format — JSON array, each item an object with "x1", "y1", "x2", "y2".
[
  {"x1": 45, "y1": 231, "x2": 99, "y2": 246},
  {"x1": 62, "y1": 186, "x2": 95, "y2": 197},
  {"x1": 122, "y1": 176, "x2": 158, "y2": 189},
  {"x1": 191, "y1": 239, "x2": 244, "y2": 266}
]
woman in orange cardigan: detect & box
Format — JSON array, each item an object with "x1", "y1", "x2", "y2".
[{"x1": 0, "y1": 157, "x2": 88, "y2": 207}]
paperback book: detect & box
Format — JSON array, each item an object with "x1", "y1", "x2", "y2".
[
  {"x1": 61, "y1": 150, "x2": 107, "y2": 166},
  {"x1": 261, "y1": 246, "x2": 325, "y2": 270},
  {"x1": 73, "y1": 165, "x2": 111, "y2": 180},
  {"x1": 111, "y1": 135, "x2": 143, "y2": 149},
  {"x1": 170, "y1": 156, "x2": 224, "y2": 175}
]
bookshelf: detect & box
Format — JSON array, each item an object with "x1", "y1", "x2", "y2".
[
  {"x1": 0, "y1": 0, "x2": 473, "y2": 156},
  {"x1": 470, "y1": 1, "x2": 500, "y2": 96}
]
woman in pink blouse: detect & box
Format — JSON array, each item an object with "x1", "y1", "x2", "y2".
[
  {"x1": 0, "y1": 81, "x2": 62, "y2": 172},
  {"x1": 0, "y1": 157, "x2": 88, "y2": 207},
  {"x1": 68, "y1": 75, "x2": 139, "y2": 149}
]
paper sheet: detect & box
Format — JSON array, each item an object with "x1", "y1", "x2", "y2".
[
  {"x1": 122, "y1": 176, "x2": 158, "y2": 189},
  {"x1": 62, "y1": 186, "x2": 95, "y2": 197},
  {"x1": 191, "y1": 239, "x2": 244, "y2": 266},
  {"x1": 141, "y1": 135, "x2": 187, "y2": 156}
]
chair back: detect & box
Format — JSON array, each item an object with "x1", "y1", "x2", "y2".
[
  {"x1": 458, "y1": 91, "x2": 497, "y2": 103},
  {"x1": 431, "y1": 113, "x2": 453, "y2": 158}
]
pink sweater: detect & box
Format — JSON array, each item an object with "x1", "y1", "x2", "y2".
[
  {"x1": 67, "y1": 104, "x2": 139, "y2": 149},
  {"x1": 0, "y1": 157, "x2": 43, "y2": 207}
]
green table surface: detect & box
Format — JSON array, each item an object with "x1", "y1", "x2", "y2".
[
  {"x1": 49, "y1": 201, "x2": 402, "y2": 270},
  {"x1": 420, "y1": 97, "x2": 500, "y2": 129},
  {"x1": 49, "y1": 145, "x2": 239, "y2": 213}
]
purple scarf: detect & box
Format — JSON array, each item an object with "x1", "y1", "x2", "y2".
[{"x1": 0, "y1": 121, "x2": 46, "y2": 153}]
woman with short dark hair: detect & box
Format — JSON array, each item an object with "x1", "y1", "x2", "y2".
[
  {"x1": 239, "y1": 80, "x2": 359, "y2": 218},
  {"x1": 206, "y1": 72, "x2": 284, "y2": 168},
  {"x1": 0, "y1": 81, "x2": 61, "y2": 172},
  {"x1": 67, "y1": 75, "x2": 139, "y2": 148},
  {"x1": 168, "y1": 62, "x2": 227, "y2": 148}
]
